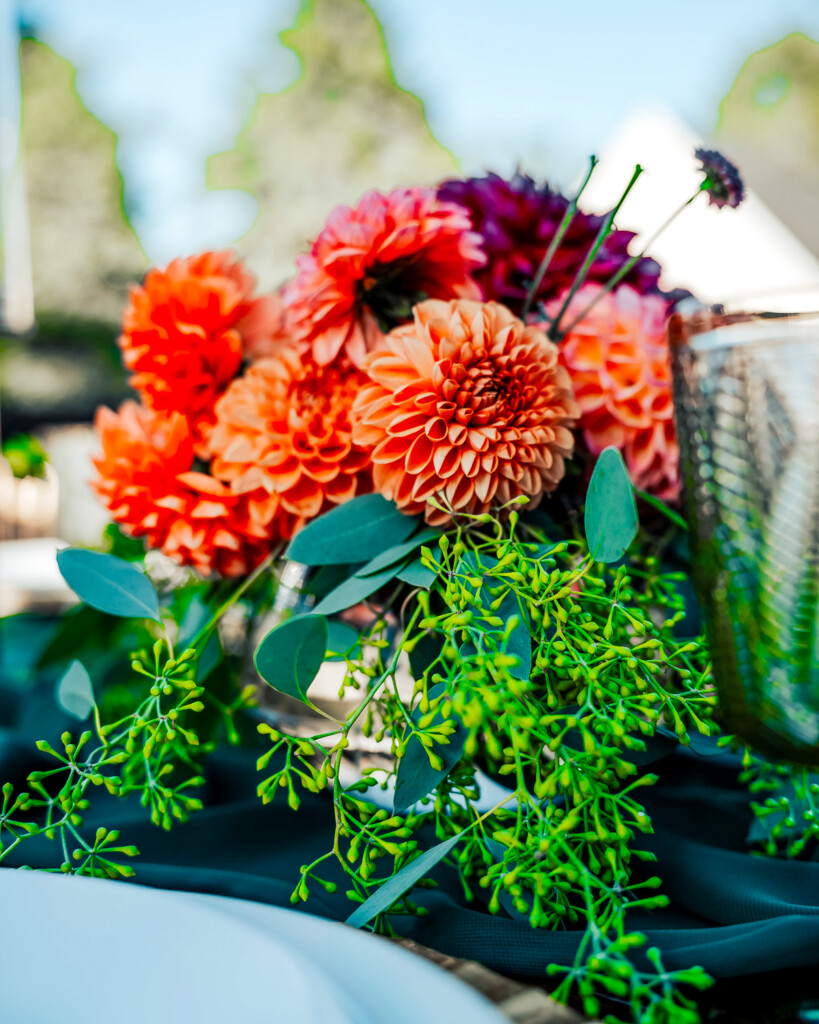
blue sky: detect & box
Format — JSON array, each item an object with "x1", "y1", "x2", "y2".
[{"x1": 15, "y1": 0, "x2": 819, "y2": 261}]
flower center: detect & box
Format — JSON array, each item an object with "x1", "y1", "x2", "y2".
[
  {"x1": 464, "y1": 362, "x2": 530, "y2": 419},
  {"x1": 359, "y1": 260, "x2": 429, "y2": 331}
]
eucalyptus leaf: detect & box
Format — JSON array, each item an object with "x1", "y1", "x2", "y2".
[
  {"x1": 312, "y1": 564, "x2": 400, "y2": 617},
  {"x1": 584, "y1": 447, "x2": 638, "y2": 564},
  {"x1": 286, "y1": 494, "x2": 418, "y2": 566},
  {"x1": 56, "y1": 659, "x2": 95, "y2": 720},
  {"x1": 346, "y1": 828, "x2": 467, "y2": 928},
  {"x1": 393, "y1": 683, "x2": 467, "y2": 813},
  {"x1": 397, "y1": 556, "x2": 438, "y2": 590},
  {"x1": 301, "y1": 563, "x2": 351, "y2": 600},
  {"x1": 196, "y1": 632, "x2": 223, "y2": 682},
  {"x1": 254, "y1": 614, "x2": 328, "y2": 703},
  {"x1": 57, "y1": 549, "x2": 160, "y2": 622},
  {"x1": 356, "y1": 527, "x2": 442, "y2": 576},
  {"x1": 407, "y1": 631, "x2": 443, "y2": 680},
  {"x1": 325, "y1": 620, "x2": 359, "y2": 662},
  {"x1": 177, "y1": 594, "x2": 213, "y2": 649}
]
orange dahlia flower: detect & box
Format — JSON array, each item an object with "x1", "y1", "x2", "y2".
[
  {"x1": 555, "y1": 285, "x2": 679, "y2": 499},
  {"x1": 285, "y1": 187, "x2": 486, "y2": 369},
  {"x1": 92, "y1": 402, "x2": 271, "y2": 578},
  {"x1": 209, "y1": 348, "x2": 372, "y2": 539},
  {"x1": 119, "y1": 250, "x2": 282, "y2": 455},
  {"x1": 352, "y1": 299, "x2": 579, "y2": 526},
  {"x1": 241, "y1": 287, "x2": 295, "y2": 362}
]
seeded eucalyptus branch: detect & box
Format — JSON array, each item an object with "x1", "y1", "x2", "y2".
[
  {"x1": 2, "y1": 454, "x2": 784, "y2": 1024},
  {"x1": 0, "y1": 552, "x2": 262, "y2": 876},
  {"x1": 0, "y1": 641, "x2": 208, "y2": 875},
  {"x1": 253, "y1": 469, "x2": 718, "y2": 1024}
]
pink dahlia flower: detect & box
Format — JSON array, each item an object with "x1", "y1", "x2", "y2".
[{"x1": 285, "y1": 187, "x2": 485, "y2": 369}]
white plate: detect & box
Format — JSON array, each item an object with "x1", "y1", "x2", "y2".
[{"x1": 0, "y1": 869, "x2": 507, "y2": 1024}]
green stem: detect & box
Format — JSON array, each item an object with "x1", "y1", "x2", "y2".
[
  {"x1": 548, "y1": 164, "x2": 644, "y2": 342},
  {"x1": 634, "y1": 488, "x2": 689, "y2": 531},
  {"x1": 558, "y1": 186, "x2": 705, "y2": 336},
  {"x1": 520, "y1": 155, "x2": 598, "y2": 321},
  {"x1": 189, "y1": 546, "x2": 281, "y2": 650}
]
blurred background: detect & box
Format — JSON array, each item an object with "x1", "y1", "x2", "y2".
[{"x1": 1, "y1": 0, "x2": 818, "y2": 610}]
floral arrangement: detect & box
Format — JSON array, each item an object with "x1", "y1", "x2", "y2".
[{"x1": 8, "y1": 150, "x2": 805, "y2": 1024}]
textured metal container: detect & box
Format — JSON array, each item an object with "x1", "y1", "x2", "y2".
[{"x1": 669, "y1": 298, "x2": 819, "y2": 763}]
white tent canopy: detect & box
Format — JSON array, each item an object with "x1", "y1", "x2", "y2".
[{"x1": 581, "y1": 106, "x2": 819, "y2": 305}]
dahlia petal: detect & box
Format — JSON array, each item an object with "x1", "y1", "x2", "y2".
[
  {"x1": 474, "y1": 471, "x2": 498, "y2": 504},
  {"x1": 212, "y1": 529, "x2": 241, "y2": 550},
  {"x1": 190, "y1": 500, "x2": 230, "y2": 519},
  {"x1": 448, "y1": 423, "x2": 468, "y2": 445},
  {"x1": 155, "y1": 495, "x2": 188, "y2": 513},
  {"x1": 446, "y1": 474, "x2": 474, "y2": 510},
  {"x1": 387, "y1": 411, "x2": 430, "y2": 437},
  {"x1": 300, "y1": 459, "x2": 341, "y2": 484},
  {"x1": 177, "y1": 472, "x2": 231, "y2": 496},
  {"x1": 406, "y1": 433, "x2": 435, "y2": 474},
  {"x1": 281, "y1": 477, "x2": 324, "y2": 518},
  {"x1": 311, "y1": 323, "x2": 352, "y2": 366},
  {"x1": 411, "y1": 470, "x2": 443, "y2": 503},
  {"x1": 460, "y1": 449, "x2": 479, "y2": 478},
  {"x1": 432, "y1": 445, "x2": 454, "y2": 475},
  {"x1": 325, "y1": 474, "x2": 359, "y2": 504},
  {"x1": 424, "y1": 418, "x2": 448, "y2": 442},
  {"x1": 394, "y1": 471, "x2": 418, "y2": 507},
  {"x1": 372, "y1": 434, "x2": 411, "y2": 463}
]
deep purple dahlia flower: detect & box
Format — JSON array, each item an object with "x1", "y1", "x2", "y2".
[
  {"x1": 694, "y1": 148, "x2": 746, "y2": 210},
  {"x1": 438, "y1": 172, "x2": 663, "y2": 318}
]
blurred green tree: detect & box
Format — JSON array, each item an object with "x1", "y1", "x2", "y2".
[
  {"x1": 717, "y1": 32, "x2": 819, "y2": 257},
  {"x1": 207, "y1": 0, "x2": 459, "y2": 290}
]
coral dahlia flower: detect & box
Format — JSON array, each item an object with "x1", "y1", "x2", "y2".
[
  {"x1": 438, "y1": 173, "x2": 662, "y2": 319},
  {"x1": 285, "y1": 187, "x2": 486, "y2": 369},
  {"x1": 352, "y1": 299, "x2": 579, "y2": 526},
  {"x1": 209, "y1": 349, "x2": 372, "y2": 539},
  {"x1": 241, "y1": 287, "x2": 296, "y2": 361},
  {"x1": 119, "y1": 250, "x2": 280, "y2": 455},
  {"x1": 555, "y1": 285, "x2": 679, "y2": 500},
  {"x1": 92, "y1": 402, "x2": 271, "y2": 578}
]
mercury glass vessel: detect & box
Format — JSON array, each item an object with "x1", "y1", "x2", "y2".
[{"x1": 669, "y1": 293, "x2": 819, "y2": 764}]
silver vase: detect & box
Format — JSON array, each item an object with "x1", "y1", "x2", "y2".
[{"x1": 669, "y1": 295, "x2": 819, "y2": 763}]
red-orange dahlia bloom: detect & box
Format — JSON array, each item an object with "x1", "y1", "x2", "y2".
[
  {"x1": 209, "y1": 348, "x2": 372, "y2": 539},
  {"x1": 555, "y1": 285, "x2": 679, "y2": 499},
  {"x1": 351, "y1": 299, "x2": 579, "y2": 526},
  {"x1": 92, "y1": 401, "x2": 271, "y2": 578},
  {"x1": 285, "y1": 187, "x2": 486, "y2": 369},
  {"x1": 119, "y1": 250, "x2": 281, "y2": 455}
]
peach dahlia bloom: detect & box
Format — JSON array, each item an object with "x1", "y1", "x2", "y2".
[
  {"x1": 555, "y1": 285, "x2": 679, "y2": 499},
  {"x1": 352, "y1": 299, "x2": 579, "y2": 526},
  {"x1": 119, "y1": 250, "x2": 280, "y2": 455},
  {"x1": 210, "y1": 348, "x2": 372, "y2": 540},
  {"x1": 285, "y1": 187, "x2": 486, "y2": 369},
  {"x1": 92, "y1": 402, "x2": 271, "y2": 578}
]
